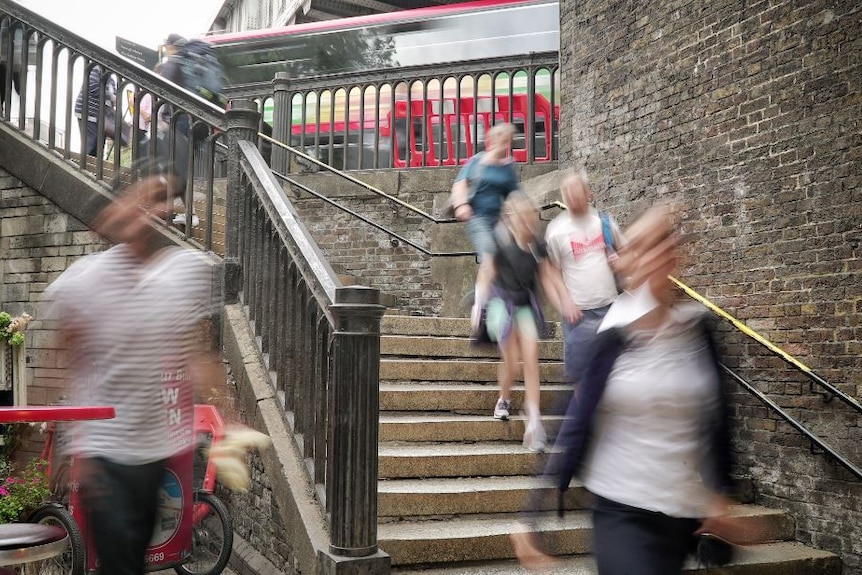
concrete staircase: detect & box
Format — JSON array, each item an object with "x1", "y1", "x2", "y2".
[{"x1": 377, "y1": 315, "x2": 842, "y2": 574}]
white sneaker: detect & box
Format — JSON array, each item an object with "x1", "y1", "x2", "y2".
[
  {"x1": 172, "y1": 213, "x2": 201, "y2": 227},
  {"x1": 523, "y1": 419, "x2": 547, "y2": 452},
  {"x1": 493, "y1": 398, "x2": 511, "y2": 420}
]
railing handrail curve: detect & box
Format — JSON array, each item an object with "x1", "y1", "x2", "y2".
[
  {"x1": 258, "y1": 131, "x2": 565, "y2": 231},
  {"x1": 237, "y1": 140, "x2": 341, "y2": 309}
]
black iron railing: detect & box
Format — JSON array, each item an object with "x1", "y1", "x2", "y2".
[
  {"x1": 224, "y1": 106, "x2": 387, "y2": 566},
  {"x1": 722, "y1": 364, "x2": 861, "y2": 482},
  {"x1": 226, "y1": 52, "x2": 560, "y2": 172},
  {"x1": 1, "y1": 1, "x2": 225, "y2": 251}
]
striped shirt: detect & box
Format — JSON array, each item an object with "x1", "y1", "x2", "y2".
[{"x1": 45, "y1": 245, "x2": 216, "y2": 465}]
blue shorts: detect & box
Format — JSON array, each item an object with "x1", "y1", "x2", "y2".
[
  {"x1": 562, "y1": 305, "x2": 611, "y2": 383},
  {"x1": 465, "y1": 214, "x2": 499, "y2": 263}
]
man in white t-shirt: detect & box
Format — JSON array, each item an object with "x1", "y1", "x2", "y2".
[
  {"x1": 541, "y1": 171, "x2": 624, "y2": 383},
  {"x1": 45, "y1": 173, "x2": 218, "y2": 575}
]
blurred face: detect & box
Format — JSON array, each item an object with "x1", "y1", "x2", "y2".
[
  {"x1": 94, "y1": 175, "x2": 177, "y2": 256},
  {"x1": 618, "y1": 205, "x2": 679, "y2": 304},
  {"x1": 504, "y1": 202, "x2": 538, "y2": 242},
  {"x1": 562, "y1": 177, "x2": 590, "y2": 214},
  {"x1": 487, "y1": 130, "x2": 512, "y2": 156}
]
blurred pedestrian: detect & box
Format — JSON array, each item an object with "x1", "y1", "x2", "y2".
[
  {"x1": 450, "y1": 123, "x2": 520, "y2": 330},
  {"x1": 513, "y1": 205, "x2": 738, "y2": 574},
  {"x1": 44, "y1": 170, "x2": 219, "y2": 575},
  {"x1": 75, "y1": 65, "x2": 117, "y2": 156},
  {"x1": 484, "y1": 196, "x2": 548, "y2": 450},
  {"x1": 543, "y1": 170, "x2": 624, "y2": 384}
]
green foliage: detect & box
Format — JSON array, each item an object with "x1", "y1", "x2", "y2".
[
  {"x1": 0, "y1": 459, "x2": 50, "y2": 522},
  {"x1": 0, "y1": 311, "x2": 30, "y2": 347}
]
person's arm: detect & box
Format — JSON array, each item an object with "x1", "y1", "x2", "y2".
[
  {"x1": 539, "y1": 260, "x2": 581, "y2": 323},
  {"x1": 450, "y1": 158, "x2": 477, "y2": 222},
  {"x1": 450, "y1": 179, "x2": 472, "y2": 222}
]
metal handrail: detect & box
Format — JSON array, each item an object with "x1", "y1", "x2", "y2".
[
  {"x1": 259, "y1": 131, "x2": 565, "y2": 226},
  {"x1": 225, "y1": 51, "x2": 560, "y2": 99},
  {"x1": 672, "y1": 276, "x2": 862, "y2": 415},
  {"x1": 721, "y1": 363, "x2": 862, "y2": 482}
]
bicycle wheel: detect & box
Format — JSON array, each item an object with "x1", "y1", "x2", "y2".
[
  {"x1": 26, "y1": 503, "x2": 86, "y2": 575},
  {"x1": 173, "y1": 491, "x2": 233, "y2": 575}
]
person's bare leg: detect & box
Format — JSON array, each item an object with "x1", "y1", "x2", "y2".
[
  {"x1": 520, "y1": 334, "x2": 546, "y2": 451},
  {"x1": 472, "y1": 257, "x2": 494, "y2": 328},
  {"x1": 499, "y1": 329, "x2": 521, "y2": 402},
  {"x1": 521, "y1": 336, "x2": 540, "y2": 416},
  {"x1": 494, "y1": 329, "x2": 520, "y2": 420}
]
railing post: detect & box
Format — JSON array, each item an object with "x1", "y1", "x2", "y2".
[
  {"x1": 271, "y1": 72, "x2": 291, "y2": 175},
  {"x1": 224, "y1": 99, "x2": 260, "y2": 304},
  {"x1": 319, "y1": 286, "x2": 390, "y2": 575}
]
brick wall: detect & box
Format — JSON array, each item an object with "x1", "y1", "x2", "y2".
[
  {"x1": 288, "y1": 164, "x2": 555, "y2": 316},
  {"x1": 560, "y1": 0, "x2": 861, "y2": 571},
  {"x1": 0, "y1": 168, "x2": 106, "y2": 411}
]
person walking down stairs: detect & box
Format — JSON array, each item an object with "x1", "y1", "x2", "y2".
[
  {"x1": 484, "y1": 195, "x2": 550, "y2": 452},
  {"x1": 513, "y1": 205, "x2": 743, "y2": 574}
]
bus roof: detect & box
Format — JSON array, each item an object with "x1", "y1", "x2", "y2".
[{"x1": 206, "y1": 0, "x2": 545, "y2": 45}]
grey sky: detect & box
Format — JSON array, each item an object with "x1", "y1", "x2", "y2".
[{"x1": 22, "y1": 0, "x2": 224, "y2": 53}]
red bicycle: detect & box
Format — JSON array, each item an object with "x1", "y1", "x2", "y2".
[{"x1": 26, "y1": 404, "x2": 233, "y2": 575}]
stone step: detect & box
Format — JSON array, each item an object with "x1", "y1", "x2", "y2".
[
  {"x1": 379, "y1": 383, "x2": 572, "y2": 414},
  {"x1": 379, "y1": 510, "x2": 591, "y2": 565},
  {"x1": 382, "y1": 314, "x2": 562, "y2": 339},
  {"x1": 379, "y1": 442, "x2": 554, "y2": 479},
  {"x1": 379, "y1": 506, "x2": 795, "y2": 566},
  {"x1": 391, "y1": 541, "x2": 841, "y2": 574},
  {"x1": 380, "y1": 359, "x2": 566, "y2": 383},
  {"x1": 378, "y1": 476, "x2": 589, "y2": 518},
  {"x1": 381, "y1": 335, "x2": 563, "y2": 361},
  {"x1": 379, "y1": 413, "x2": 564, "y2": 442}
]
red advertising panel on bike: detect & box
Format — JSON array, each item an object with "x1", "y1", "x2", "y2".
[{"x1": 146, "y1": 357, "x2": 196, "y2": 569}]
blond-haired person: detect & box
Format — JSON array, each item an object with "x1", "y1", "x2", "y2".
[
  {"x1": 450, "y1": 123, "x2": 521, "y2": 333},
  {"x1": 485, "y1": 196, "x2": 548, "y2": 449}
]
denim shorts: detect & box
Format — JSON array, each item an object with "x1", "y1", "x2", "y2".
[{"x1": 465, "y1": 214, "x2": 499, "y2": 263}]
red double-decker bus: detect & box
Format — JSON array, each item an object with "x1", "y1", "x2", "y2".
[{"x1": 209, "y1": 0, "x2": 559, "y2": 169}]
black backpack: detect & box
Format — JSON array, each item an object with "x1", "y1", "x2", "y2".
[{"x1": 175, "y1": 39, "x2": 226, "y2": 108}]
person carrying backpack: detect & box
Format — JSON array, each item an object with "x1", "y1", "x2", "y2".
[
  {"x1": 541, "y1": 170, "x2": 626, "y2": 385},
  {"x1": 158, "y1": 34, "x2": 226, "y2": 141}
]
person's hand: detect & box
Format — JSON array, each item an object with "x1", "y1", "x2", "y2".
[
  {"x1": 560, "y1": 299, "x2": 582, "y2": 324},
  {"x1": 607, "y1": 252, "x2": 621, "y2": 270},
  {"x1": 454, "y1": 203, "x2": 473, "y2": 222},
  {"x1": 510, "y1": 531, "x2": 557, "y2": 571},
  {"x1": 696, "y1": 495, "x2": 748, "y2": 545}
]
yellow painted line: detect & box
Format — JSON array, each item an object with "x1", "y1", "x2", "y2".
[{"x1": 669, "y1": 275, "x2": 812, "y2": 373}]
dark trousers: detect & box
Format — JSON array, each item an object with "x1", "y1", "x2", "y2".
[
  {"x1": 561, "y1": 305, "x2": 611, "y2": 384},
  {"x1": 592, "y1": 495, "x2": 700, "y2": 575},
  {"x1": 79, "y1": 457, "x2": 165, "y2": 575},
  {"x1": 82, "y1": 120, "x2": 101, "y2": 156}
]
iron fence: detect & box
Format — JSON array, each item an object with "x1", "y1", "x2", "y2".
[
  {"x1": 225, "y1": 52, "x2": 560, "y2": 172},
  {"x1": 1, "y1": 2, "x2": 225, "y2": 251}
]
